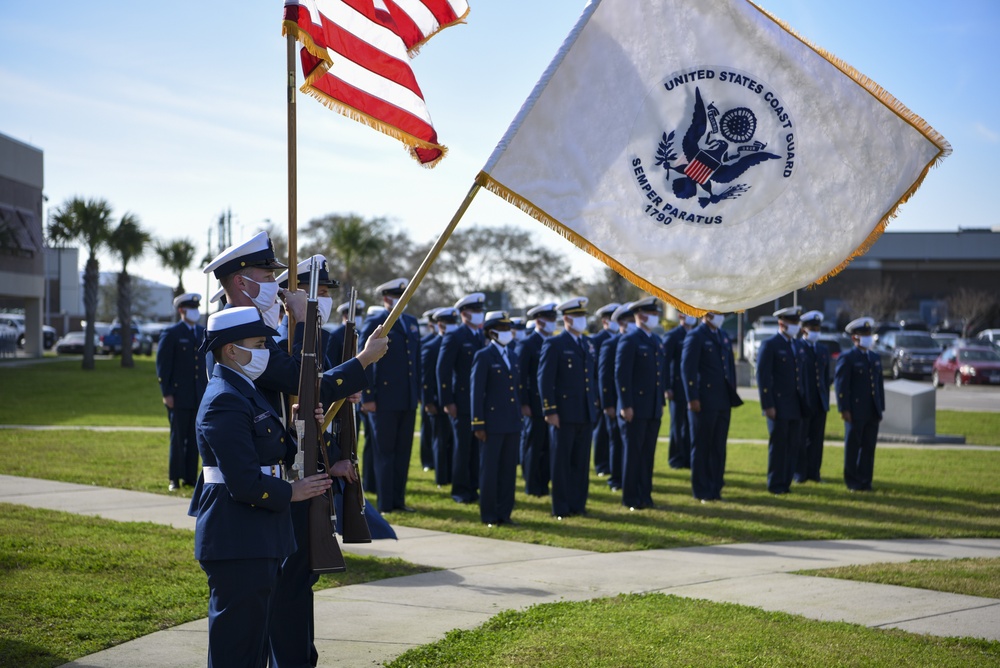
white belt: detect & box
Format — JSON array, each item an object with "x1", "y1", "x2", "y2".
[{"x1": 202, "y1": 465, "x2": 284, "y2": 484}]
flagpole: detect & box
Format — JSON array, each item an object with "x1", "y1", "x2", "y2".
[
  {"x1": 322, "y1": 182, "x2": 481, "y2": 430},
  {"x1": 286, "y1": 31, "x2": 298, "y2": 353}
]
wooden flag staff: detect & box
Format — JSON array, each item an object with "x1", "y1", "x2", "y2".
[
  {"x1": 286, "y1": 31, "x2": 299, "y2": 355},
  {"x1": 322, "y1": 182, "x2": 482, "y2": 430}
]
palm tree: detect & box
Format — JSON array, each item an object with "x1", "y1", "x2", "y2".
[
  {"x1": 304, "y1": 214, "x2": 387, "y2": 292},
  {"x1": 154, "y1": 238, "x2": 198, "y2": 298},
  {"x1": 47, "y1": 197, "x2": 114, "y2": 370},
  {"x1": 108, "y1": 214, "x2": 151, "y2": 368}
]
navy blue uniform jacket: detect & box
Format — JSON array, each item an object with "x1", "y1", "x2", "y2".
[
  {"x1": 681, "y1": 324, "x2": 739, "y2": 412},
  {"x1": 421, "y1": 334, "x2": 443, "y2": 407},
  {"x1": 471, "y1": 344, "x2": 522, "y2": 434},
  {"x1": 663, "y1": 325, "x2": 688, "y2": 399},
  {"x1": 615, "y1": 329, "x2": 666, "y2": 420},
  {"x1": 539, "y1": 331, "x2": 600, "y2": 424},
  {"x1": 515, "y1": 331, "x2": 545, "y2": 415},
  {"x1": 598, "y1": 333, "x2": 621, "y2": 410},
  {"x1": 803, "y1": 341, "x2": 832, "y2": 413},
  {"x1": 437, "y1": 325, "x2": 483, "y2": 415},
  {"x1": 359, "y1": 310, "x2": 421, "y2": 412},
  {"x1": 756, "y1": 333, "x2": 807, "y2": 418},
  {"x1": 835, "y1": 347, "x2": 885, "y2": 422},
  {"x1": 189, "y1": 365, "x2": 295, "y2": 561},
  {"x1": 156, "y1": 321, "x2": 207, "y2": 409}
]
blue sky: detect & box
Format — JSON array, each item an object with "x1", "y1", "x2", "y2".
[{"x1": 1, "y1": 1, "x2": 997, "y2": 298}]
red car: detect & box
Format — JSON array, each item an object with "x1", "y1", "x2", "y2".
[{"x1": 932, "y1": 345, "x2": 1000, "y2": 387}]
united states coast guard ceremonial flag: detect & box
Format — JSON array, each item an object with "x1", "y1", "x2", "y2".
[
  {"x1": 476, "y1": 0, "x2": 950, "y2": 314},
  {"x1": 283, "y1": 0, "x2": 469, "y2": 167}
]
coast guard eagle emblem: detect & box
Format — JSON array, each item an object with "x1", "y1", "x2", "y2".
[{"x1": 628, "y1": 67, "x2": 798, "y2": 228}]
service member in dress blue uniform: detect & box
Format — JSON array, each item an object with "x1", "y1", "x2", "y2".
[
  {"x1": 203, "y1": 236, "x2": 388, "y2": 668},
  {"x1": 437, "y1": 293, "x2": 487, "y2": 503},
  {"x1": 188, "y1": 307, "x2": 345, "y2": 668},
  {"x1": 681, "y1": 311, "x2": 742, "y2": 502},
  {"x1": 325, "y1": 298, "x2": 366, "y2": 371},
  {"x1": 511, "y1": 316, "x2": 528, "y2": 343},
  {"x1": 756, "y1": 306, "x2": 809, "y2": 495},
  {"x1": 539, "y1": 297, "x2": 601, "y2": 519},
  {"x1": 663, "y1": 312, "x2": 698, "y2": 469},
  {"x1": 471, "y1": 311, "x2": 523, "y2": 526},
  {"x1": 275, "y1": 255, "x2": 339, "y2": 367},
  {"x1": 423, "y1": 307, "x2": 458, "y2": 487},
  {"x1": 599, "y1": 302, "x2": 636, "y2": 492},
  {"x1": 615, "y1": 298, "x2": 666, "y2": 510},
  {"x1": 516, "y1": 303, "x2": 558, "y2": 497},
  {"x1": 156, "y1": 292, "x2": 207, "y2": 491},
  {"x1": 589, "y1": 302, "x2": 620, "y2": 477},
  {"x1": 359, "y1": 278, "x2": 422, "y2": 513},
  {"x1": 360, "y1": 303, "x2": 384, "y2": 493},
  {"x1": 796, "y1": 310, "x2": 832, "y2": 483},
  {"x1": 418, "y1": 309, "x2": 439, "y2": 473},
  {"x1": 835, "y1": 317, "x2": 885, "y2": 492}
]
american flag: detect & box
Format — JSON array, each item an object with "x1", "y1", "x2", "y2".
[{"x1": 283, "y1": 0, "x2": 468, "y2": 167}]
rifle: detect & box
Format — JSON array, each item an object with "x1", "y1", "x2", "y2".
[
  {"x1": 335, "y1": 288, "x2": 371, "y2": 544},
  {"x1": 294, "y1": 257, "x2": 347, "y2": 573}
]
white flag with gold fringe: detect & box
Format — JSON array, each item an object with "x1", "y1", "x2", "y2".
[{"x1": 476, "y1": 0, "x2": 950, "y2": 314}]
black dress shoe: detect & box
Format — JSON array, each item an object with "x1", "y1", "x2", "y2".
[{"x1": 168, "y1": 480, "x2": 180, "y2": 492}]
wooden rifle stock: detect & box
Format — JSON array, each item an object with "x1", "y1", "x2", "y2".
[
  {"x1": 297, "y1": 262, "x2": 346, "y2": 573},
  {"x1": 336, "y1": 289, "x2": 371, "y2": 544}
]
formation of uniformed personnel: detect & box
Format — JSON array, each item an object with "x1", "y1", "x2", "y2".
[
  {"x1": 538, "y1": 297, "x2": 600, "y2": 519},
  {"x1": 471, "y1": 311, "x2": 523, "y2": 526},
  {"x1": 359, "y1": 278, "x2": 422, "y2": 514},
  {"x1": 156, "y1": 292, "x2": 207, "y2": 491},
  {"x1": 756, "y1": 306, "x2": 809, "y2": 495},
  {"x1": 516, "y1": 302, "x2": 557, "y2": 497},
  {"x1": 418, "y1": 309, "x2": 439, "y2": 473},
  {"x1": 663, "y1": 312, "x2": 698, "y2": 469},
  {"x1": 615, "y1": 297, "x2": 666, "y2": 510},
  {"x1": 188, "y1": 307, "x2": 344, "y2": 668},
  {"x1": 437, "y1": 292, "x2": 487, "y2": 503},
  {"x1": 202, "y1": 233, "x2": 388, "y2": 668},
  {"x1": 511, "y1": 316, "x2": 527, "y2": 343},
  {"x1": 835, "y1": 317, "x2": 885, "y2": 492},
  {"x1": 599, "y1": 302, "x2": 636, "y2": 492},
  {"x1": 275, "y1": 255, "x2": 339, "y2": 366},
  {"x1": 423, "y1": 307, "x2": 458, "y2": 487},
  {"x1": 589, "y1": 302, "x2": 620, "y2": 477},
  {"x1": 681, "y1": 311, "x2": 742, "y2": 502},
  {"x1": 796, "y1": 310, "x2": 832, "y2": 483}
]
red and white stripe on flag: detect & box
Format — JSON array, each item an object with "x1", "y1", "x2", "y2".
[
  {"x1": 476, "y1": 0, "x2": 950, "y2": 313},
  {"x1": 282, "y1": 0, "x2": 468, "y2": 168}
]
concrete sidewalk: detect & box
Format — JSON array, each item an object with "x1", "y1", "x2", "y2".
[{"x1": 1, "y1": 475, "x2": 998, "y2": 667}]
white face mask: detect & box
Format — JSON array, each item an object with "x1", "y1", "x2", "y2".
[
  {"x1": 708, "y1": 314, "x2": 726, "y2": 329},
  {"x1": 494, "y1": 331, "x2": 514, "y2": 346},
  {"x1": 683, "y1": 315, "x2": 698, "y2": 327},
  {"x1": 624, "y1": 322, "x2": 638, "y2": 334},
  {"x1": 539, "y1": 319, "x2": 557, "y2": 335},
  {"x1": 806, "y1": 330, "x2": 821, "y2": 342},
  {"x1": 514, "y1": 330, "x2": 527, "y2": 341},
  {"x1": 241, "y1": 276, "x2": 280, "y2": 314},
  {"x1": 859, "y1": 335, "x2": 874, "y2": 349},
  {"x1": 444, "y1": 323, "x2": 460, "y2": 334},
  {"x1": 183, "y1": 307, "x2": 201, "y2": 324},
  {"x1": 569, "y1": 316, "x2": 587, "y2": 334},
  {"x1": 260, "y1": 301, "x2": 281, "y2": 330},
  {"x1": 233, "y1": 345, "x2": 270, "y2": 381},
  {"x1": 316, "y1": 297, "x2": 333, "y2": 325},
  {"x1": 784, "y1": 323, "x2": 801, "y2": 338},
  {"x1": 468, "y1": 311, "x2": 484, "y2": 326},
  {"x1": 640, "y1": 313, "x2": 658, "y2": 330}
]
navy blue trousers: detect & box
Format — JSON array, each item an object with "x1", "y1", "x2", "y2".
[
  {"x1": 796, "y1": 410, "x2": 827, "y2": 482},
  {"x1": 419, "y1": 410, "x2": 435, "y2": 469},
  {"x1": 450, "y1": 414, "x2": 479, "y2": 503},
  {"x1": 592, "y1": 416, "x2": 610, "y2": 475},
  {"x1": 620, "y1": 416, "x2": 660, "y2": 508},
  {"x1": 431, "y1": 411, "x2": 453, "y2": 486},
  {"x1": 361, "y1": 412, "x2": 377, "y2": 493},
  {"x1": 167, "y1": 406, "x2": 199, "y2": 484},
  {"x1": 202, "y1": 557, "x2": 281, "y2": 668},
  {"x1": 520, "y1": 415, "x2": 550, "y2": 496},
  {"x1": 267, "y1": 501, "x2": 317, "y2": 668},
  {"x1": 666, "y1": 398, "x2": 691, "y2": 469},
  {"x1": 478, "y1": 431, "x2": 519, "y2": 524},
  {"x1": 766, "y1": 416, "x2": 802, "y2": 494},
  {"x1": 844, "y1": 418, "x2": 879, "y2": 491},
  {"x1": 689, "y1": 407, "x2": 730, "y2": 500},
  {"x1": 603, "y1": 412, "x2": 623, "y2": 490},
  {"x1": 549, "y1": 420, "x2": 592, "y2": 516},
  {"x1": 372, "y1": 408, "x2": 416, "y2": 512}
]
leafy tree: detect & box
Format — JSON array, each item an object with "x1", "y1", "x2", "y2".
[
  {"x1": 47, "y1": 197, "x2": 114, "y2": 370},
  {"x1": 301, "y1": 214, "x2": 391, "y2": 294},
  {"x1": 154, "y1": 238, "x2": 197, "y2": 298},
  {"x1": 108, "y1": 214, "x2": 150, "y2": 368}
]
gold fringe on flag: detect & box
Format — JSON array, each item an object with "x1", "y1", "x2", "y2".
[
  {"x1": 749, "y1": 0, "x2": 952, "y2": 287},
  {"x1": 404, "y1": 6, "x2": 471, "y2": 58},
  {"x1": 281, "y1": 20, "x2": 332, "y2": 84},
  {"x1": 475, "y1": 171, "x2": 708, "y2": 316}
]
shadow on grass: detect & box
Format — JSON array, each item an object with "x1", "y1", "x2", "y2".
[{"x1": 0, "y1": 638, "x2": 69, "y2": 668}]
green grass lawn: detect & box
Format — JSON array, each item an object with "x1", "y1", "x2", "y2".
[
  {"x1": 0, "y1": 504, "x2": 434, "y2": 668},
  {"x1": 800, "y1": 557, "x2": 1000, "y2": 599},
  {"x1": 386, "y1": 593, "x2": 1000, "y2": 668}
]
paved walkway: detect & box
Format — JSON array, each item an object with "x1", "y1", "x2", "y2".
[{"x1": 1, "y1": 475, "x2": 998, "y2": 667}]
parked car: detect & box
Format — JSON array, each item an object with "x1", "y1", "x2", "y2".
[
  {"x1": 930, "y1": 332, "x2": 960, "y2": 350},
  {"x1": 932, "y1": 345, "x2": 1000, "y2": 387},
  {"x1": 874, "y1": 322, "x2": 901, "y2": 343},
  {"x1": 814, "y1": 333, "x2": 853, "y2": 378},
  {"x1": 745, "y1": 326, "x2": 779, "y2": 368},
  {"x1": 974, "y1": 329, "x2": 1000, "y2": 350},
  {"x1": 54, "y1": 331, "x2": 103, "y2": 355},
  {"x1": 0, "y1": 313, "x2": 57, "y2": 349},
  {"x1": 873, "y1": 330, "x2": 940, "y2": 380},
  {"x1": 101, "y1": 325, "x2": 154, "y2": 356}
]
